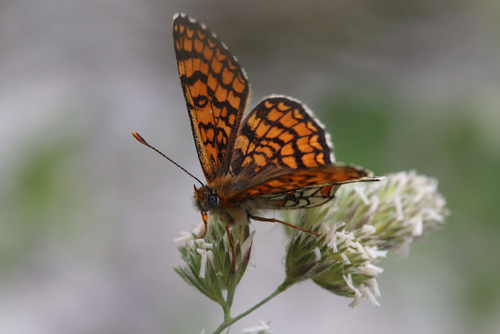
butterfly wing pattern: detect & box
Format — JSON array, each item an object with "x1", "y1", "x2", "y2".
[
  {"x1": 231, "y1": 96, "x2": 334, "y2": 178},
  {"x1": 226, "y1": 165, "x2": 374, "y2": 209},
  {"x1": 173, "y1": 14, "x2": 249, "y2": 183},
  {"x1": 134, "y1": 13, "x2": 382, "y2": 268},
  {"x1": 173, "y1": 13, "x2": 378, "y2": 222}
]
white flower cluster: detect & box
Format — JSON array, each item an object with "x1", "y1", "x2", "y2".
[{"x1": 286, "y1": 170, "x2": 449, "y2": 307}]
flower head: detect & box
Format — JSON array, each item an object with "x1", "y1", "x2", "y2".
[
  {"x1": 174, "y1": 218, "x2": 253, "y2": 305},
  {"x1": 283, "y1": 170, "x2": 449, "y2": 306}
]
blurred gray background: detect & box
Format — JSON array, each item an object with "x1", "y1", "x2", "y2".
[{"x1": 1, "y1": 0, "x2": 499, "y2": 333}]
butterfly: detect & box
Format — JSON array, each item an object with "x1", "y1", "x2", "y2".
[{"x1": 133, "y1": 13, "x2": 379, "y2": 271}]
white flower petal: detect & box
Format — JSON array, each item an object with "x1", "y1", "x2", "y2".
[
  {"x1": 241, "y1": 231, "x2": 256, "y2": 256},
  {"x1": 196, "y1": 249, "x2": 211, "y2": 279},
  {"x1": 327, "y1": 234, "x2": 338, "y2": 252},
  {"x1": 314, "y1": 247, "x2": 321, "y2": 261},
  {"x1": 364, "y1": 246, "x2": 387, "y2": 259},
  {"x1": 360, "y1": 284, "x2": 381, "y2": 307},
  {"x1": 241, "y1": 320, "x2": 272, "y2": 334},
  {"x1": 359, "y1": 263, "x2": 384, "y2": 276},
  {"x1": 354, "y1": 186, "x2": 370, "y2": 205},
  {"x1": 411, "y1": 217, "x2": 423, "y2": 236},
  {"x1": 192, "y1": 221, "x2": 205, "y2": 236},
  {"x1": 394, "y1": 196, "x2": 404, "y2": 221},
  {"x1": 349, "y1": 289, "x2": 362, "y2": 308},
  {"x1": 173, "y1": 231, "x2": 194, "y2": 244},
  {"x1": 340, "y1": 253, "x2": 350, "y2": 264},
  {"x1": 361, "y1": 224, "x2": 376, "y2": 235},
  {"x1": 367, "y1": 278, "x2": 381, "y2": 297}
]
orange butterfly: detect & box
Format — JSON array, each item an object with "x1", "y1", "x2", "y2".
[{"x1": 133, "y1": 13, "x2": 379, "y2": 270}]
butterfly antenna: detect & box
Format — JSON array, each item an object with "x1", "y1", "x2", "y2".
[{"x1": 132, "y1": 131, "x2": 204, "y2": 186}]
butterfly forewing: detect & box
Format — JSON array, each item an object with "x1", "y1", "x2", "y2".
[
  {"x1": 173, "y1": 14, "x2": 249, "y2": 183},
  {"x1": 231, "y1": 96, "x2": 334, "y2": 179}
]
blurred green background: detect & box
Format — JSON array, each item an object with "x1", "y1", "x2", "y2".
[{"x1": 1, "y1": 1, "x2": 499, "y2": 333}]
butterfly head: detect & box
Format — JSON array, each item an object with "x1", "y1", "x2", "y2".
[{"x1": 194, "y1": 184, "x2": 220, "y2": 213}]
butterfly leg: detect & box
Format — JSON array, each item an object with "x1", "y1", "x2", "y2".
[
  {"x1": 248, "y1": 214, "x2": 319, "y2": 236},
  {"x1": 200, "y1": 212, "x2": 209, "y2": 238}
]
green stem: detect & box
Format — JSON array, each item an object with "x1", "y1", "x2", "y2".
[
  {"x1": 222, "y1": 289, "x2": 235, "y2": 322},
  {"x1": 211, "y1": 281, "x2": 290, "y2": 334}
]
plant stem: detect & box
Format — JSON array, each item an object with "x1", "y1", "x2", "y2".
[
  {"x1": 222, "y1": 289, "x2": 235, "y2": 322},
  {"x1": 211, "y1": 281, "x2": 290, "y2": 334}
]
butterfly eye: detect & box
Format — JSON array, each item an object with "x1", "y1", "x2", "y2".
[{"x1": 206, "y1": 193, "x2": 219, "y2": 209}]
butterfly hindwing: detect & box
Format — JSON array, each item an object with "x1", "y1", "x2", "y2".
[
  {"x1": 173, "y1": 14, "x2": 249, "y2": 183},
  {"x1": 231, "y1": 96, "x2": 334, "y2": 179},
  {"x1": 224, "y1": 165, "x2": 377, "y2": 208},
  {"x1": 256, "y1": 184, "x2": 342, "y2": 209}
]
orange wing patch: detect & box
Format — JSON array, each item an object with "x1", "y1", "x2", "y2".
[
  {"x1": 231, "y1": 97, "x2": 334, "y2": 178},
  {"x1": 173, "y1": 14, "x2": 249, "y2": 183}
]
